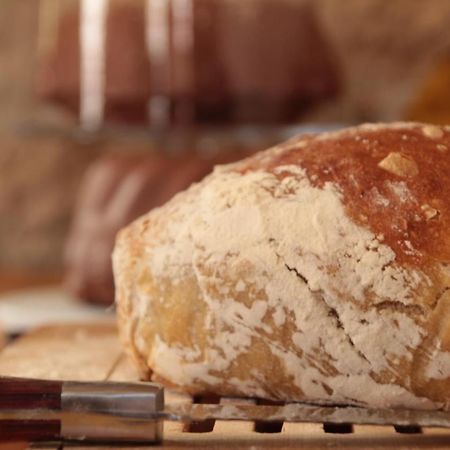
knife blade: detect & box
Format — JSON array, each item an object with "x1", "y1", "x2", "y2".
[{"x1": 1, "y1": 376, "x2": 450, "y2": 443}]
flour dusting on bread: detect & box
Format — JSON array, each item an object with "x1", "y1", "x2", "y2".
[{"x1": 114, "y1": 122, "x2": 450, "y2": 410}]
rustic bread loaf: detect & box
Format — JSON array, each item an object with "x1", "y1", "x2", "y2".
[
  {"x1": 113, "y1": 123, "x2": 450, "y2": 409},
  {"x1": 65, "y1": 150, "x2": 254, "y2": 305}
]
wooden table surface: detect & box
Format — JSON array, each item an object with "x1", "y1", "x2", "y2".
[
  {"x1": 0, "y1": 272, "x2": 62, "y2": 294},
  {"x1": 0, "y1": 271, "x2": 63, "y2": 347},
  {"x1": 1, "y1": 323, "x2": 450, "y2": 450}
]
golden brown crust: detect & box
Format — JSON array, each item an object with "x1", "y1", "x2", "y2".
[
  {"x1": 114, "y1": 122, "x2": 450, "y2": 409},
  {"x1": 240, "y1": 123, "x2": 450, "y2": 268}
]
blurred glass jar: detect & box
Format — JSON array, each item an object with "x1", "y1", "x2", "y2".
[{"x1": 36, "y1": 0, "x2": 340, "y2": 129}]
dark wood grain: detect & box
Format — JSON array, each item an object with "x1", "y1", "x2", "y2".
[
  {"x1": 0, "y1": 378, "x2": 62, "y2": 410},
  {"x1": 0, "y1": 420, "x2": 60, "y2": 442}
]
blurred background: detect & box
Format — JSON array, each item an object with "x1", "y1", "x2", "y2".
[{"x1": 0, "y1": 0, "x2": 450, "y2": 336}]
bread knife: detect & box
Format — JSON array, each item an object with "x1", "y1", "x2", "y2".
[{"x1": 1, "y1": 376, "x2": 450, "y2": 443}]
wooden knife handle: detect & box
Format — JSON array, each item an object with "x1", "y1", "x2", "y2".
[
  {"x1": 0, "y1": 376, "x2": 62, "y2": 409},
  {"x1": 0, "y1": 377, "x2": 63, "y2": 441},
  {"x1": 0, "y1": 419, "x2": 61, "y2": 442}
]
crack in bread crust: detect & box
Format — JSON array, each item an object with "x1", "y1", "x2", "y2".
[{"x1": 284, "y1": 261, "x2": 373, "y2": 368}]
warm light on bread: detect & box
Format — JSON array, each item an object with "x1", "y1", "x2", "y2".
[{"x1": 114, "y1": 123, "x2": 450, "y2": 410}]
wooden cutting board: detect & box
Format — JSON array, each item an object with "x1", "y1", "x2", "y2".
[{"x1": 1, "y1": 323, "x2": 450, "y2": 450}]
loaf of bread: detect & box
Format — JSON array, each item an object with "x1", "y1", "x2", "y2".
[
  {"x1": 113, "y1": 123, "x2": 450, "y2": 410},
  {"x1": 65, "y1": 153, "x2": 206, "y2": 305},
  {"x1": 65, "y1": 150, "x2": 254, "y2": 305}
]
